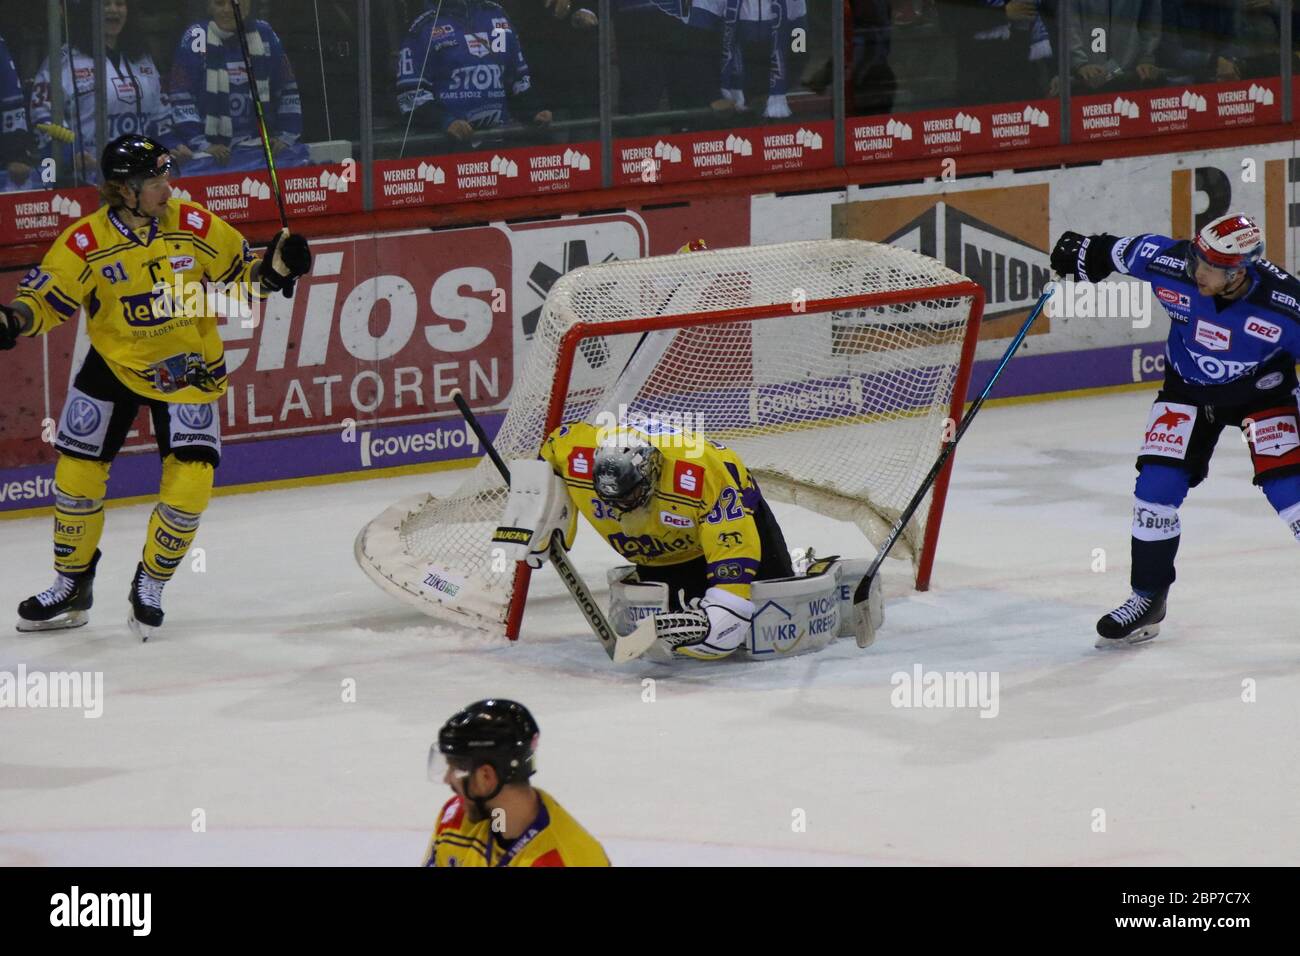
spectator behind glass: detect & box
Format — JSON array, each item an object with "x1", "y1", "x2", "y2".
[
  {"x1": 690, "y1": 0, "x2": 807, "y2": 119},
  {"x1": 169, "y1": 0, "x2": 308, "y2": 174},
  {"x1": 397, "y1": 0, "x2": 551, "y2": 147},
  {"x1": 0, "y1": 30, "x2": 35, "y2": 191},
  {"x1": 29, "y1": 0, "x2": 172, "y2": 184},
  {"x1": 501, "y1": 0, "x2": 599, "y2": 123},
  {"x1": 1069, "y1": 0, "x2": 1164, "y2": 92},
  {"x1": 612, "y1": 0, "x2": 726, "y2": 122},
  {"x1": 1229, "y1": 0, "x2": 1286, "y2": 80}
]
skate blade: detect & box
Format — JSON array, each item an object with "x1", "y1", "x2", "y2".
[
  {"x1": 1095, "y1": 622, "x2": 1160, "y2": 649},
  {"x1": 16, "y1": 611, "x2": 89, "y2": 633},
  {"x1": 127, "y1": 615, "x2": 159, "y2": 642}
]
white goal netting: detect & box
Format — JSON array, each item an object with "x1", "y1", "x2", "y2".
[{"x1": 356, "y1": 239, "x2": 982, "y2": 635}]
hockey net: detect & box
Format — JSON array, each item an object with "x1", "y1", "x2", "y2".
[{"x1": 356, "y1": 239, "x2": 984, "y2": 638}]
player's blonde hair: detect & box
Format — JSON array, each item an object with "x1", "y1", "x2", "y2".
[{"x1": 98, "y1": 179, "x2": 134, "y2": 210}]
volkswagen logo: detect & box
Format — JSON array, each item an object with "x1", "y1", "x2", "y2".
[
  {"x1": 65, "y1": 397, "x2": 102, "y2": 437},
  {"x1": 177, "y1": 403, "x2": 214, "y2": 429}
]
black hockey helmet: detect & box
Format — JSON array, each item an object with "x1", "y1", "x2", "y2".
[
  {"x1": 436, "y1": 699, "x2": 539, "y2": 787},
  {"x1": 101, "y1": 134, "x2": 172, "y2": 186},
  {"x1": 592, "y1": 435, "x2": 662, "y2": 512}
]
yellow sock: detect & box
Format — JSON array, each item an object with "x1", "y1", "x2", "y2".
[
  {"x1": 141, "y1": 456, "x2": 213, "y2": 580},
  {"x1": 52, "y1": 456, "x2": 109, "y2": 576}
]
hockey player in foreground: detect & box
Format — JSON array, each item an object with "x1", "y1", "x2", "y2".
[
  {"x1": 1052, "y1": 213, "x2": 1300, "y2": 647},
  {"x1": 494, "y1": 417, "x2": 880, "y2": 662},
  {"x1": 0, "y1": 134, "x2": 311, "y2": 639},
  {"x1": 424, "y1": 699, "x2": 610, "y2": 867}
]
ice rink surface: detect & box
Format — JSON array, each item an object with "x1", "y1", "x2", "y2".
[{"x1": 2, "y1": 388, "x2": 1297, "y2": 866}]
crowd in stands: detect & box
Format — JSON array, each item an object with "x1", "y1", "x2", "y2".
[{"x1": 0, "y1": 0, "x2": 1295, "y2": 192}]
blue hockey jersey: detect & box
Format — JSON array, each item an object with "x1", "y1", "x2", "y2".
[
  {"x1": 396, "y1": 1, "x2": 534, "y2": 131},
  {"x1": 0, "y1": 32, "x2": 26, "y2": 153},
  {"x1": 1112, "y1": 233, "x2": 1300, "y2": 400}
]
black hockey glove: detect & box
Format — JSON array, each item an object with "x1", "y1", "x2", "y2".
[
  {"x1": 1050, "y1": 231, "x2": 1119, "y2": 282},
  {"x1": 0, "y1": 303, "x2": 25, "y2": 351},
  {"x1": 260, "y1": 228, "x2": 312, "y2": 297}
]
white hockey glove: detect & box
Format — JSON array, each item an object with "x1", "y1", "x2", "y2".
[
  {"x1": 492, "y1": 459, "x2": 572, "y2": 569},
  {"x1": 654, "y1": 587, "x2": 753, "y2": 661}
]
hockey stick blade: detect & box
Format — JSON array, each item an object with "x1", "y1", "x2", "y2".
[{"x1": 547, "y1": 535, "x2": 654, "y2": 662}]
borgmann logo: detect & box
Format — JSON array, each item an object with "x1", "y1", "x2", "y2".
[
  {"x1": 0, "y1": 475, "x2": 56, "y2": 506},
  {"x1": 359, "y1": 424, "x2": 480, "y2": 467}
]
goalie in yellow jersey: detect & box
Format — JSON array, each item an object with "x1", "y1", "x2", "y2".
[
  {"x1": 0, "y1": 134, "x2": 312, "y2": 640},
  {"x1": 497, "y1": 414, "x2": 882, "y2": 662},
  {"x1": 424, "y1": 699, "x2": 610, "y2": 867}
]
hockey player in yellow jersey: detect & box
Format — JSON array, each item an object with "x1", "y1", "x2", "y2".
[
  {"x1": 424, "y1": 699, "x2": 610, "y2": 867},
  {"x1": 0, "y1": 134, "x2": 311, "y2": 639},
  {"x1": 505, "y1": 416, "x2": 796, "y2": 661}
]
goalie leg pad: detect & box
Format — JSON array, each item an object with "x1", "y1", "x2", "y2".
[
  {"x1": 606, "y1": 565, "x2": 669, "y2": 637},
  {"x1": 744, "y1": 563, "x2": 843, "y2": 659},
  {"x1": 833, "y1": 557, "x2": 876, "y2": 638}
]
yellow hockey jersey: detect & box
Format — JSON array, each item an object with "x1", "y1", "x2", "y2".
[
  {"x1": 540, "y1": 420, "x2": 766, "y2": 599},
  {"x1": 14, "y1": 198, "x2": 264, "y2": 403},
  {"x1": 423, "y1": 789, "x2": 611, "y2": 867}
]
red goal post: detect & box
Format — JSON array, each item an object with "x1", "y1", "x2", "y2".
[{"x1": 355, "y1": 240, "x2": 985, "y2": 641}]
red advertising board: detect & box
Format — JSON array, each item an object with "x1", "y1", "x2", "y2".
[
  {"x1": 172, "y1": 161, "x2": 364, "y2": 225},
  {"x1": 613, "y1": 121, "x2": 836, "y2": 187},
  {"x1": 848, "y1": 99, "x2": 1059, "y2": 164},
  {"x1": 1071, "y1": 78, "x2": 1282, "y2": 143},
  {"x1": 0, "y1": 186, "x2": 100, "y2": 249},
  {"x1": 374, "y1": 140, "x2": 603, "y2": 209}
]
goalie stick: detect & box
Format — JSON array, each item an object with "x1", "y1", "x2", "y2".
[
  {"x1": 451, "y1": 390, "x2": 658, "y2": 664},
  {"x1": 851, "y1": 283, "x2": 1058, "y2": 646}
]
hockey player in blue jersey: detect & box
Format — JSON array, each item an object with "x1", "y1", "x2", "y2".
[
  {"x1": 1052, "y1": 214, "x2": 1300, "y2": 647},
  {"x1": 396, "y1": 0, "x2": 550, "y2": 144}
]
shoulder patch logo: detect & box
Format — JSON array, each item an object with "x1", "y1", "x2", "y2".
[
  {"x1": 673, "y1": 461, "x2": 703, "y2": 497},
  {"x1": 567, "y1": 446, "x2": 594, "y2": 478},
  {"x1": 65, "y1": 225, "x2": 98, "y2": 259},
  {"x1": 179, "y1": 205, "x2": 211, "y2": 238}
]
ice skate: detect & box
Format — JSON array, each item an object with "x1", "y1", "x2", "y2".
[
  {"x1": 16, "y1": 550, "x2": 101, "y2": 632},
  {"x1": 128, "y1": 562, "x2": 167, "y2": 642},
  {"x1": 1095, "y1": 588, "x2": 1168, "y2": 648}
]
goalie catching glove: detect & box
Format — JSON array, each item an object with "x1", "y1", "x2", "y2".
[
  {"x1": 493, "y1": 459, "x2": 574, "y2": 568},
  {"x1": 652, "y1": 588, "x2": 754, "y2": 661},
  {"x1": 0, "y1": 304, "x2": 25, "y2": 351}
]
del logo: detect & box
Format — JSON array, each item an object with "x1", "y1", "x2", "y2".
[
  {"x1": 1244, "y1": 317, "x2": 1282, "y2": 343},
  {"x1": 659, "y1": 511, "x2": 692, "y2": 528},
  {"x1": 673, "y1": 461, "x2": 703, "y2": 497},
  {"x1": 169, "y1": 255, "x2": 196, "y2": 272},
  {"x1": 65, "y1": 226, "x2": 97, "y2": 258},
  {"x1": 1194, "y1": 320, "x2": 1231, "y2": 352},
  {"x1": 567, "y1": 446, "x2": 593, "y2": 477}
]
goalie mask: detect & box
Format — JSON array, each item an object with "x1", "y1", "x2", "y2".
[
  {"x1": 1185, "y1": 213, "x2": 1262, "y2": 285},
  {"x1": 592, "y1": 436, "x2": 663, "y2": 513}
]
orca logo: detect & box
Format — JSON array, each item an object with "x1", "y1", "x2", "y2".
[
  {"x1": 65, "y1": 398, "x2": 102, "y2": 437},
  {"x1": 177, "y1": 403, "x2": 214, "y2": 429}
]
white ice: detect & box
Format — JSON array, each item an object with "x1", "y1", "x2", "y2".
[{"x1": 2, "y1": 388, "x2": 1297, "y2": 866}]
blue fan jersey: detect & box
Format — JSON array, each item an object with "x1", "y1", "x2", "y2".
[
  {"x1": 396, "y1": 2, "x2": 533, "y2": 130},
  {"x1": 1112, "y1": 234, "x2": 1300, "y2": 398}
]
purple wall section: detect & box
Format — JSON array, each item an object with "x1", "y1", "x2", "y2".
[{"x1": 0, "y1": 341, "x2": 1163, "y2": 516}]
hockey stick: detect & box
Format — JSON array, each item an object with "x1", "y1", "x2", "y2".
[
  {"x1": 229, "y1": 0, "x2": 296, "y2": 298},
  {"x1": 851, "y1": 283, "x2": 1057, "y2": 646},
  {"x1": 451, "y1": 390, "x2": 659, "y2": 664}
]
